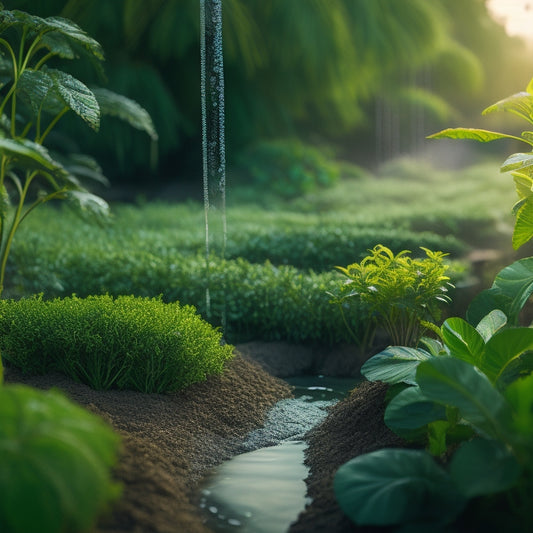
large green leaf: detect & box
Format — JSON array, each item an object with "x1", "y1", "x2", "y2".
[
  {"x1": 427, "y1": 128, "x2": 524, "y2": 144},
  {"x1": 482, "y1": 91, "x2": 533, "y2": 125},
  {"x1": 385, "y1": 386, "x2": 447, "y2": 437},
  {"x1": 417, "y1": 358, "x2": 512, "y2": 440},
  {"x1": 0, "y1": 136, "x2": 67, "y2": 177},
  {"x1": 92, "y1": 88, "x2": 158, "y2": 140},
  {"x1": 475, "y1": 309, "x2": 507, "y2": 343},
  {"x1": 467, "y1": 257, "x2": 533, "y2": 327},
  {"x1": 513, "y1": 196, "x2": 533, "y2": 249},
  {"x1": 441, "y1": 317, "x2": 484, "y2": 365},
  {"x1": 49, "y1": 69, "x2": 99, "y2": 130},
  {"x1": 449, "y1": 438, "x2": 521, "y2": 498},
  {"x1": 18, "y1": 68, "x2": 100, "y2": 130},
  {"x1": 333, "y1": 448, "x2": 465, "y2": 526},
  {"x1": 361, "y1": 346, "x2": 433, "y2": 385},
  {"x1": 501, "y1": 153, "x2": 533, "y2": 173},
  {"x1": 482, "y1": 327, "x2": 533, "y2": 383},
  {"x1": 0, "y1": 385, "x2": 120, "y2": 533}
]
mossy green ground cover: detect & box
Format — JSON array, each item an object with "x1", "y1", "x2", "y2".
[{"x1": 7, "y1": 159, "x2": 517, "y2": 344}]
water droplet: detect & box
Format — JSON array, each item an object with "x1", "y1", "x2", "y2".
[
  {"x1": 208, "y1": 506, "x2": 218, "y2": 514},
  {"x1": 228, "y1": 518, "x2": 242, "y2": 526}
]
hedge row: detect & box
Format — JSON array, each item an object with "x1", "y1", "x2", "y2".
[
  {"x1": 0, "y1": 295, "x2": 233, "y2": 392},
  {"x1": 7, "y1": 241, "x2": 464, "y2": 344}
]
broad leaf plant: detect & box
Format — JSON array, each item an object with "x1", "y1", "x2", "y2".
[
  {"x1": 333, "y1": 80, "x2": 533, "y2": 531},
  {"x1": 0, "y1": 5, "x2": 156, "y2": 376},
  {"x1": 429, "y1": 77, "x2": 533, "y2": 249}
]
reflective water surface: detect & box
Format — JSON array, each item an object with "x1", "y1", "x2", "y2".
[{"x1": 199, "y1": 376, "x2": 359, "y2": 532}]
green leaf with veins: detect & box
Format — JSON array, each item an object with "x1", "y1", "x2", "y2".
[{"x1": 92, "y1": 87, "x2": 157, "y2": 140}]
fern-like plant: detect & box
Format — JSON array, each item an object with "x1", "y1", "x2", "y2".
[{"x1": 330, "y1": 245, "x2": 452, "y2": 348}]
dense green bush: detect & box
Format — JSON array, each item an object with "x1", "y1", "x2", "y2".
[
  {"x1": 6, "y1": 245, "x2": 467, "y2": 345},
  {"x1": 235, "y1": 139, "x2": 341, "y2": 198},
  {"x1": 224, "y1": 227, "x2": 465, "y2": 270},
  {"x1": 8, "y1": 204, "x2": 466, "y2": 276},
  {"x1": 0, "y1": 295, "x2": 233, "y2": 392},
  {"x1": 0, "y1": 384, "x2": 121, "y2": 533},
  {"x1": 5, "y1": 249, "x2": 366, "y2": 344}
]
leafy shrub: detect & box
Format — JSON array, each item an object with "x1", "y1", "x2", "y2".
[
  {"x1": 236, "y1": 139, "x2": 340, "y2": 198},
  {"x1": 0, "y1": 5, "x2": 156, "y2": 299},
  {"x1": 4, "y1": 247, "x2": 364, "y2": 344},
  {"x1": 224, "y1": 226, "x2": 465, "y2": 271},
  {"x1": 9, "y1": 203, "x2": 466, "y2": 275},
  {"x1": 0, "y1": 295, "x2": 234, "y2": 392},
  {"x1": 334, "y1": 258, "x2": 533, "y2": 530},
  {"x1": 0, "y1": 384, "x2": 121, "y2": 533},
  {"x1": 330, "y1": 245, "x2": 453, "y2": 348}
]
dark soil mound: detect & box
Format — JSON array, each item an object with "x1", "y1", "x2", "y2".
[
  {"x1": 4, "y1": 344, "x2": 398, "y2": 532},
  {"x1": 290, "y1": 380, "x2": 405, "y2": 533},
  {"x1": 5, "y1": 354, "x2": 292, "y2": 533}
]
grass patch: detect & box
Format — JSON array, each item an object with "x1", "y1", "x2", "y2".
[
  {"x1": 0, "y1": 295, "x2": 233, "y2": 392},
  {"x1": 4, "y1": 159, "x2": 517, "y2": 344}
]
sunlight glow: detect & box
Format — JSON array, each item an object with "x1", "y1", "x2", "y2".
[{"x1": 487, "y1": 0, "x2": 533, "y2": 39}]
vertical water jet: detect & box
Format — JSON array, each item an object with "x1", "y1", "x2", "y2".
[{"x1": 200, "y1": 0, "x2": 227, "y2": 327}]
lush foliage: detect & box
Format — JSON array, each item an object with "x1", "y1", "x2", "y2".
[
  {"x1": 429, "y1": 77, "x2": 533, "y2": 250},
  {"x1": 334, "y1": 79, "x2": 533, "y2": 525},
  {"x1": 0, "y1": 5, "x2": 155, "y2": 298},
  {"x1": 6, "y1": 250, "x2": 362, "y2": 345},
  {"x1": 0, "y1": 384, "x2": 121, "y2": 533},
  {"x1": 235, "y1": 139, "x2": 340, "y2": 198},
  {"x1": 8, "y1": 0, "x2": 528, "y2": 179},
  {"x1": 0, "y1": 294, "x2": 234, "y2": 392},
  {"x1": 334, "y1": 241, "x2": 533, "y2": 527},
  {"x1": 5, "y1": 156, "x2": 514, "y2": 345},
  {"x1": 330, "y1": 245, "x2": 452, "y2": 349}
]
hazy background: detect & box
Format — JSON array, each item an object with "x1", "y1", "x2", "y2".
[{"x1": 8, "y1": 0, "x2": 533, "y2": 193}]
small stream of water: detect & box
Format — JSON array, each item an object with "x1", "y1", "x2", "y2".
[{"x1": 199, "y1": 376, "x2": 358, "y2": 532}]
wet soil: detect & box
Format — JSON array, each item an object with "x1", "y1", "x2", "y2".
[{"x1": 4, "y1": 344, "x2": 396, "y2": 533}]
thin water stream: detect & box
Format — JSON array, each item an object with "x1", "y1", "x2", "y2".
[{"x1": 199, "y1": 376, "x2": 358, "y2": 532}]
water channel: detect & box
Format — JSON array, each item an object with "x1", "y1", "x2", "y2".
[{"x1": 199, "y1": 375, "x2": 359, "y2": 532}]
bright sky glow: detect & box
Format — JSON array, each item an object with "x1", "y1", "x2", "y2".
[{"x1": 487, "y1": 0, "x2": 533, "y2": 39}]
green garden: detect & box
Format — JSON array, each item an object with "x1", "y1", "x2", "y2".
[{"x1": 2, "y1": 1, "x2": 533, "y2": 532}]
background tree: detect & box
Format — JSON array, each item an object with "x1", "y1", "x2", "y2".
[{"x1": 6, "y1": 0, "x2": 532, "y2": 186}]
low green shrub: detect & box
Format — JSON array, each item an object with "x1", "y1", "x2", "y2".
[
  {"x1": 224, "y1": 226, "x2": 465, "y2": 271},
  {"x1": 5, "y1": 249, "x2": 365, "y2": 344},
  {"x1": 0, "y1": 295, "x2": 234, "y2": 392},
  {"x1": 9, "y1": 207, "x2": 466, "y2": 274},
  {"x1": 7, "y1": 234, "x2": 467, "y2": 345},
  {"x1": 235, "y1": 139, "x2": 341, "y2": 198},
  {"x1": 0, "y1": 384, "x2": 121, "y2": 533},
  {"x1": 330, "y1": 245, "x2": 453, "y2": 350}
]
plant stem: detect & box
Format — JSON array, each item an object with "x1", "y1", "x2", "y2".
[
  {"x1": 38, "y1": 107, "x2": 69, "y2": 144},
  {"x1": 0, "y1": 170, "x2": 36, "y2": 295}
]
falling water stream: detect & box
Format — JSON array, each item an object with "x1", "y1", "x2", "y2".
[
  {"x1": 198, "y1": 3, "x2": 357, "y2": 531},
  {"x1": 200, "y1": 0, "x2": 227, "y2": 326}
]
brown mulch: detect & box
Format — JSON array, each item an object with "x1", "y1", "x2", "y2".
[
  {"x1": 290, "y1": 380, "x2": 405, "y2": 533},
  {"x1": 4, "y1": 354, "x2": 292, "y2": 533},
  {"x1": 4, "y1": 347, "x2": 400, "y2": 533}
]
